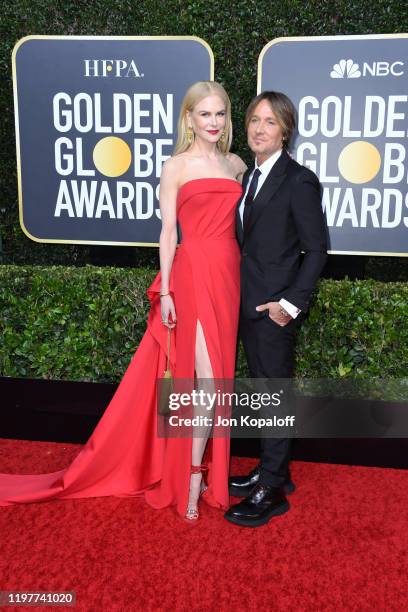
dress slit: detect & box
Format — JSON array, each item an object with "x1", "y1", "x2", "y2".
[{"x1": 194, "y1": 319, "x2": 215, "y2": 379}]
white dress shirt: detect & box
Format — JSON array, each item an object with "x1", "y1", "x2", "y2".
[{"x1": 239, "y1": 149, "x2": 301, "y2": 319}]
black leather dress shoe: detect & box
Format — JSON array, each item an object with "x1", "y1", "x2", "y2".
[
  {"x1": 228, "y1": 465, "x2": 295, "y2": 498},
  {"x1": 224, "y1": 483, "x2": 289, "y2": 527}
]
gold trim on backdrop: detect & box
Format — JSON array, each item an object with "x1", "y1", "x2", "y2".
[
  {"x1": 327, "y1": 250, "x2": 408, "y2": 257},
  {"x1": 257, "y1": 33, "x2": 408, "y2": 258},
  {"x1": 11, "y1": 35, "x2": 215, "y2": 247}
]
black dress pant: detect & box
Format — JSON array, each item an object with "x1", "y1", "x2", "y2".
[{"x1": 240, "y1": 311, "x2": 301, "y2": 487}]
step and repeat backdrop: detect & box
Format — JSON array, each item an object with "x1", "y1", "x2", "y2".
[
  {"x1": 259, "y1": 34, "x2": 408, "y2": 255},
  {"x1": 13, "y1": 34, "x2": 408, "y2": 255},
  {"x1": 13, "y1": 36, "x2": 213, "y2": 246}
]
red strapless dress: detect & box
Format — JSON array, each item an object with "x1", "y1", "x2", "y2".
[{"x1": 0, "y1": 178, "x2": 242, "y2": 516}]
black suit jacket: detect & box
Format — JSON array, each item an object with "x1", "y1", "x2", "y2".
[{"x1": 236, "y1": 150, "x2": 328, "y2": 320}]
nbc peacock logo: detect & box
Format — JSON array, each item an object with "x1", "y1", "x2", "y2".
[{"x1": 330, "y1": 59, "x2": 361, "y2": 79}]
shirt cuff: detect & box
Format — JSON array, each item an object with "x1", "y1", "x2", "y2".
[{"x1": 279, "y1": 298, "x2": 301, "y2": 319}]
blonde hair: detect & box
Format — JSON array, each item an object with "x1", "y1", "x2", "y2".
[{"x1": 174, "y1": 81, "x2": 232, "y2": 155}]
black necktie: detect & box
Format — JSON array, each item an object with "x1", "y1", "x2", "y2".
[{"x1": 243, "y1": 168, "x2": 261, "y2": 231}]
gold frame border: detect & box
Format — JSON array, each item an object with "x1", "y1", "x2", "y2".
[
  {"x1": 257, "y1": 33, "x2": 408, "y2": 257},
  {"x1": 12, "y1": 35, "x2": 215, "y2": 248}
]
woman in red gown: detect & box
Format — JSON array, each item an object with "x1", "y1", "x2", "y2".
[{"x1": 0, "y1": 81, "x2": 247, "y2": 519}]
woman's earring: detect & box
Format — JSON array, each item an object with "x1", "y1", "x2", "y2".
[
  {"x1": 219, "y1": 131, "x2": 226, "y2": 144},
  {"x1": 187, "y1": 127, "x2": 194, "y2": 145}
]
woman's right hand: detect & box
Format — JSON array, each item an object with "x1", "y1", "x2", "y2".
[{"x1": 160, "y1": 295, "x2": 177, "y2": 328}]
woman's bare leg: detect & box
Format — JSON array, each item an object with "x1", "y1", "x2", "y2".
[{"x1": 186, "y1": 320, "x2": 214, "y2": 517}]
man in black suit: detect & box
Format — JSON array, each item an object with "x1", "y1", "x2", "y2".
[{"x1": 225, "y1": 91, "x2": 328, "y2": 527}]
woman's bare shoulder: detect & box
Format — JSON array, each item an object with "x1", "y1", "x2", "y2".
[
  {"x1": 162, "y1": 154, "x2": 186, "y2": 173},
  {"x1": 161, "y1": 155, "x2": 187, "y2": 186},
  {"x1": 226, "y1": 152, "x2": 247, "y2": 181}
]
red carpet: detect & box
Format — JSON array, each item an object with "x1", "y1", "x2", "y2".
[{"x1": 0, "y1": 438, "x2": 407, "y2": 611}]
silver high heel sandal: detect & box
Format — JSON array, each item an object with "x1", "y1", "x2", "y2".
[{"x1": 185, "y1": 464, "x2": 208, "y2": 521}]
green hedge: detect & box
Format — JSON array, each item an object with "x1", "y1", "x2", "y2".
[
  {"x1": 1, "y1": 265, "x2": 407, "y2": 382},
  {"x1": 1, "y1": 0, "x2": 408, "y2": 272}
]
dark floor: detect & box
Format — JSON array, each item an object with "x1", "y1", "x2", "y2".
[{"x1": 1, "y1": 377, "x2": 407, "y2": 469}]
